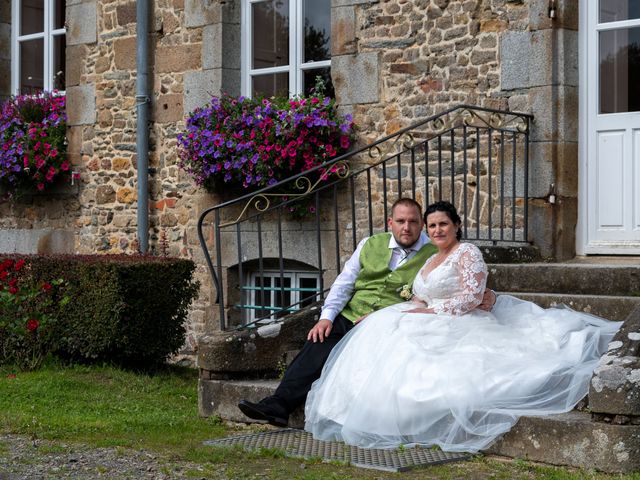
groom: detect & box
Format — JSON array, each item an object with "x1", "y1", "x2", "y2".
[{"x1": 238, "y1": 197, "x2": 495, "y2": 426}]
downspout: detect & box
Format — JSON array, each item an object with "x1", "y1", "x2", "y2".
[{"x1": 135, "y1": 0, "x2": 150, "y2": 253}]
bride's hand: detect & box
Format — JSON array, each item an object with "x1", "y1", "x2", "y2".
[{"x1": 478, "y1": 289, "x2": 497, "y2": 311}]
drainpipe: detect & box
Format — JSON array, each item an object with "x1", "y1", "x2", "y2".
[{"x1": 135, "y1": 0, "x2": 150, "y2": 253}]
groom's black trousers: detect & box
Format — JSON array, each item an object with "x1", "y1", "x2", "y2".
[{"x1": 273, "y1": 313, "x2": 355, "y2": 412}]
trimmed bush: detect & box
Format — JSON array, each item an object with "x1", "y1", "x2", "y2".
[{"x1": 0, "y1": 255, "x2": 200, "y2": 369}]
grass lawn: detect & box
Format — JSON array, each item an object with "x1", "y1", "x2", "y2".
[{"x1": 0, "y1": 362, "x2": 638, "y2": 480}]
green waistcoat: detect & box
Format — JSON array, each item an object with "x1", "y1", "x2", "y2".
[{"x1": 340, "y1": 233, "x2": 438, "y2": 322}]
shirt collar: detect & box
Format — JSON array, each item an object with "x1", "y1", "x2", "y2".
[{"x1": 388, "y1": 231, "x2": 429, "y2": 252}]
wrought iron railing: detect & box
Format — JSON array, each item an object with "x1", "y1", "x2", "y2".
[{"x1": 198, "y1": 105, "x2": 533, "y2": 330}]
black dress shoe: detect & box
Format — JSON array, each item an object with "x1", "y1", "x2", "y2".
[{"x1": 238, "y1": 399, "x2": 289, "y2": 427}]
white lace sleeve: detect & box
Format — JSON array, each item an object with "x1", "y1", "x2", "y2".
[{"x1": 432, "y1": 244, "x2": 488, "y2": 316}]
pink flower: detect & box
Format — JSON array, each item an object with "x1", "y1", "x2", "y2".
[
  {"x1": 60, "y1": 161, "x2": 70, "y2": 171},
  {"x1": 36, "y1": 182, "x2": 45, "y2": 191}
]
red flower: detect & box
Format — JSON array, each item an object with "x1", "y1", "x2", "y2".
[
  {"x1": 41, "y1": 282, "x2": 52, "y2": 292},
  {"x1": 26, "y1": 319, "x2": 40, "y2": 331},
  {"x1": 1, "y1": 259, "x2": 14, "y2": 271},
  {"x1": 14, "y1": 259, "x2": 25, "y2": 271},
  {"x1": 0, "y1": 271, "x2": 8, "y2": 280},
  {"x1": 8, "y1": 286, "x2": 18, "y2": 295}
]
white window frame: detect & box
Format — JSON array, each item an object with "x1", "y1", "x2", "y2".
[
  {"x1": 11, "y1": 0, "x2": 66, "y2": 95},
  {"x1": 241, "y1": 0, "x2": 331, "y2": 97},
  {"x1": 245, "y1": 270, "x2": 320, "y2": 323}
]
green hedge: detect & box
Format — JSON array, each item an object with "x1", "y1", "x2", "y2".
[{"x1": 1, "y1": 254, "x2": 200, "y2": 369}]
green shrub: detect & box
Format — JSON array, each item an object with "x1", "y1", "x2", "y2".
[{"x1": 0, "y1": 255, "x2": 200, "y2": 369}]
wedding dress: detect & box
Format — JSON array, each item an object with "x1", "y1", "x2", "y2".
[{"x1": 304, "y1": 243, "x2": 622, "y2": 452}]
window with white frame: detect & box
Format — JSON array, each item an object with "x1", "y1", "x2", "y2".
[
  {"x1": 11, "y1": 0, "x2": 66, "y2": 95},
  {"x1": 242, "y1": 0, "x2": 332, "y2": 98},
  {"x1": 244, "y1": 270, "x2": 321, "y2": 323}
]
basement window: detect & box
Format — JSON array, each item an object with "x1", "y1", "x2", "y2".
[{"x1": 241, "y1": 270, "x2": 321, "y2": 324}]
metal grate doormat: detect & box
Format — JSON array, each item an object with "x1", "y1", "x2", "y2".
[{"x1": 204, "y1": 428, "x2": 470, "y2": 472}]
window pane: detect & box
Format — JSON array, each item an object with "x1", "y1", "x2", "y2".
[
  {"x1": 54, "y1": 0, "x2": 65, "y2": 30},
  {"x1": 304, "y1": 0, "x2": 330, "y2": 62},
  {"x1": 599, "y1": 0, "x2": 640, "y2": 23},
  {"x1": 252, "y1": 0, "x2": 289, "y2": 69},
  {"x1": 21, "y1": 0, "x2": 44, "y2": 36},
  {"x1": 252, "y1": 72, "x2": 289, "y2": 97},
  {"x1": 299, "y1": 277, "x2": 319, "y2": 308},
  {"x1": 303, "y1": 68, "x2": 334, "y2": 97},
  {"x1": 253, "y1": 276, "x2": 272, "y2": 320},
  {"x1": 273, "y1": 277, "x2": 292, "y2": 318},
  {"x1": 20, "y1": 39, "x2": 44, "y2": 94},
  {"x1": 599, "y1": 27, "x2": 640, "y2": 113},
  {"x1": 53, "y1": 34, "x2": 66, "y2": 90}
]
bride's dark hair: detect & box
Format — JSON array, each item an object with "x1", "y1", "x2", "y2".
[{"x1": 424, "y1": 201, "x2": 462, "y2": 241}]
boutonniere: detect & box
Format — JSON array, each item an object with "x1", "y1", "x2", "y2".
[{"x1": 398, "y1": 283, "x2": 413, "y2": 300}]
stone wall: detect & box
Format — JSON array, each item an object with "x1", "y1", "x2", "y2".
[
  {"x1": 333, "y1": 0, "x2": 578, "y2": 259},
  {"x1": 0, "y1": 0, "x2": 581, "y2": 362}
]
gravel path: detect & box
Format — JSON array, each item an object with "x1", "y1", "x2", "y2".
[{"x1": 0, "y1": 435, "x2": 211, "y2": 480}]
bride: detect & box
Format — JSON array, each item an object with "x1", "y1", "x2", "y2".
[{"x1": 304, "y1": 201, "x2": 622, "y2": 452}]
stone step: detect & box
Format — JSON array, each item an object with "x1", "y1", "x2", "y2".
[
  {"x1": 487, "y1": 263, "x2": 640, "y2": 296},
  {"x1": 501, "y1": 292, "x2": 640, "y2": 321},
  {"x1": 199, "y1": 378, "x2": 640, "y2": 473}
]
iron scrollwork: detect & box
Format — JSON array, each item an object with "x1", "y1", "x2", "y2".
[{"x1": 219, "y1": 160, "x2": 350, "y2": 228}]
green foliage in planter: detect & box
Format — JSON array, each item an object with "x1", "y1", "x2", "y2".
[{"x1": 1, "y1": 255, "x2": 200, "y2": 369}]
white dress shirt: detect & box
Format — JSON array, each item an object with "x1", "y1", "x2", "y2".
[{"x1": 320, "y1": 231, "x2": 430, "y2": 322}]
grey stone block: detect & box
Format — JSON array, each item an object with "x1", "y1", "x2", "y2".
[
  {"x1": 0, "y1": 229, "x2": 75, "y2": 254},
  {"x1": 486, "y1": 263, "x2": 640, "y2": 296},
  {"x1": 197, "y1": 304, "x2": 319, "y2": 374},
  {"x1": 528, "y1": 85, "x2": 578, "y2": 142},
  {"x1": 500, "y1": 31, "x2": 531, "y2": 90},
  {"x1": 589, "y1": 305, "x2": 640, "y2": 416},
  {"x1": 203, "y1": 23, "x2": 241, "y2": 70},
  {"x1": 66, "y1": 1, "x2": 97, "y2": 46},
  {"x1": 332, "y1": 52, "x2": 380, "y2": 105},
  {"x1": 66, "y1": 84, "x2": 96, "y2": 125},
  {"x1": 501, "y1": 29, "x2": 578, "y2": 90},
  {"x1": 331, "y1": 6, "x2": 356, "y2": 56},
  {"x1": 184, "y1": 69, "x2": 221, "y2": 114},
  {"x1": 488, "y1": 411, "x2": 640, "y2": 474},
  {"x1": 185, "y1": 0, "x2": 220, "y2": 28}
]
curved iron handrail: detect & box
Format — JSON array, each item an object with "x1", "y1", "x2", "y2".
[{"x1": 196, "y1": 104, "x2": 533, "y2": 328}]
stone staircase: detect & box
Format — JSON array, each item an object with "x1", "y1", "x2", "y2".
[{"x1": 198, "y1": 257, "x2": 640, "y2": 473}]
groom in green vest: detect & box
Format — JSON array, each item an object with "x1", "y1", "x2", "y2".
[{"x1": 238, "y1": 198, "x2": 493, "y2": 427}]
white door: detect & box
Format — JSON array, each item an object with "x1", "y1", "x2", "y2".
[{"x1": 579, "y1": 0, "x2": 640, "y2": 254}]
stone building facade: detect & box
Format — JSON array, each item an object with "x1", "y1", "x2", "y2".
[{"x1": 1, "y1": 0, "x2": 636, "y2": 359}]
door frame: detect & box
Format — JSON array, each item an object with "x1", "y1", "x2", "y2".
[{"x1": 577, "y1": 0, "x2": 640, "y2": 255}]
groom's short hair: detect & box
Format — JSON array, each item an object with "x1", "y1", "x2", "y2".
[{"x1": 390, "y1": 197, "x2": 423, "y2": 216}]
